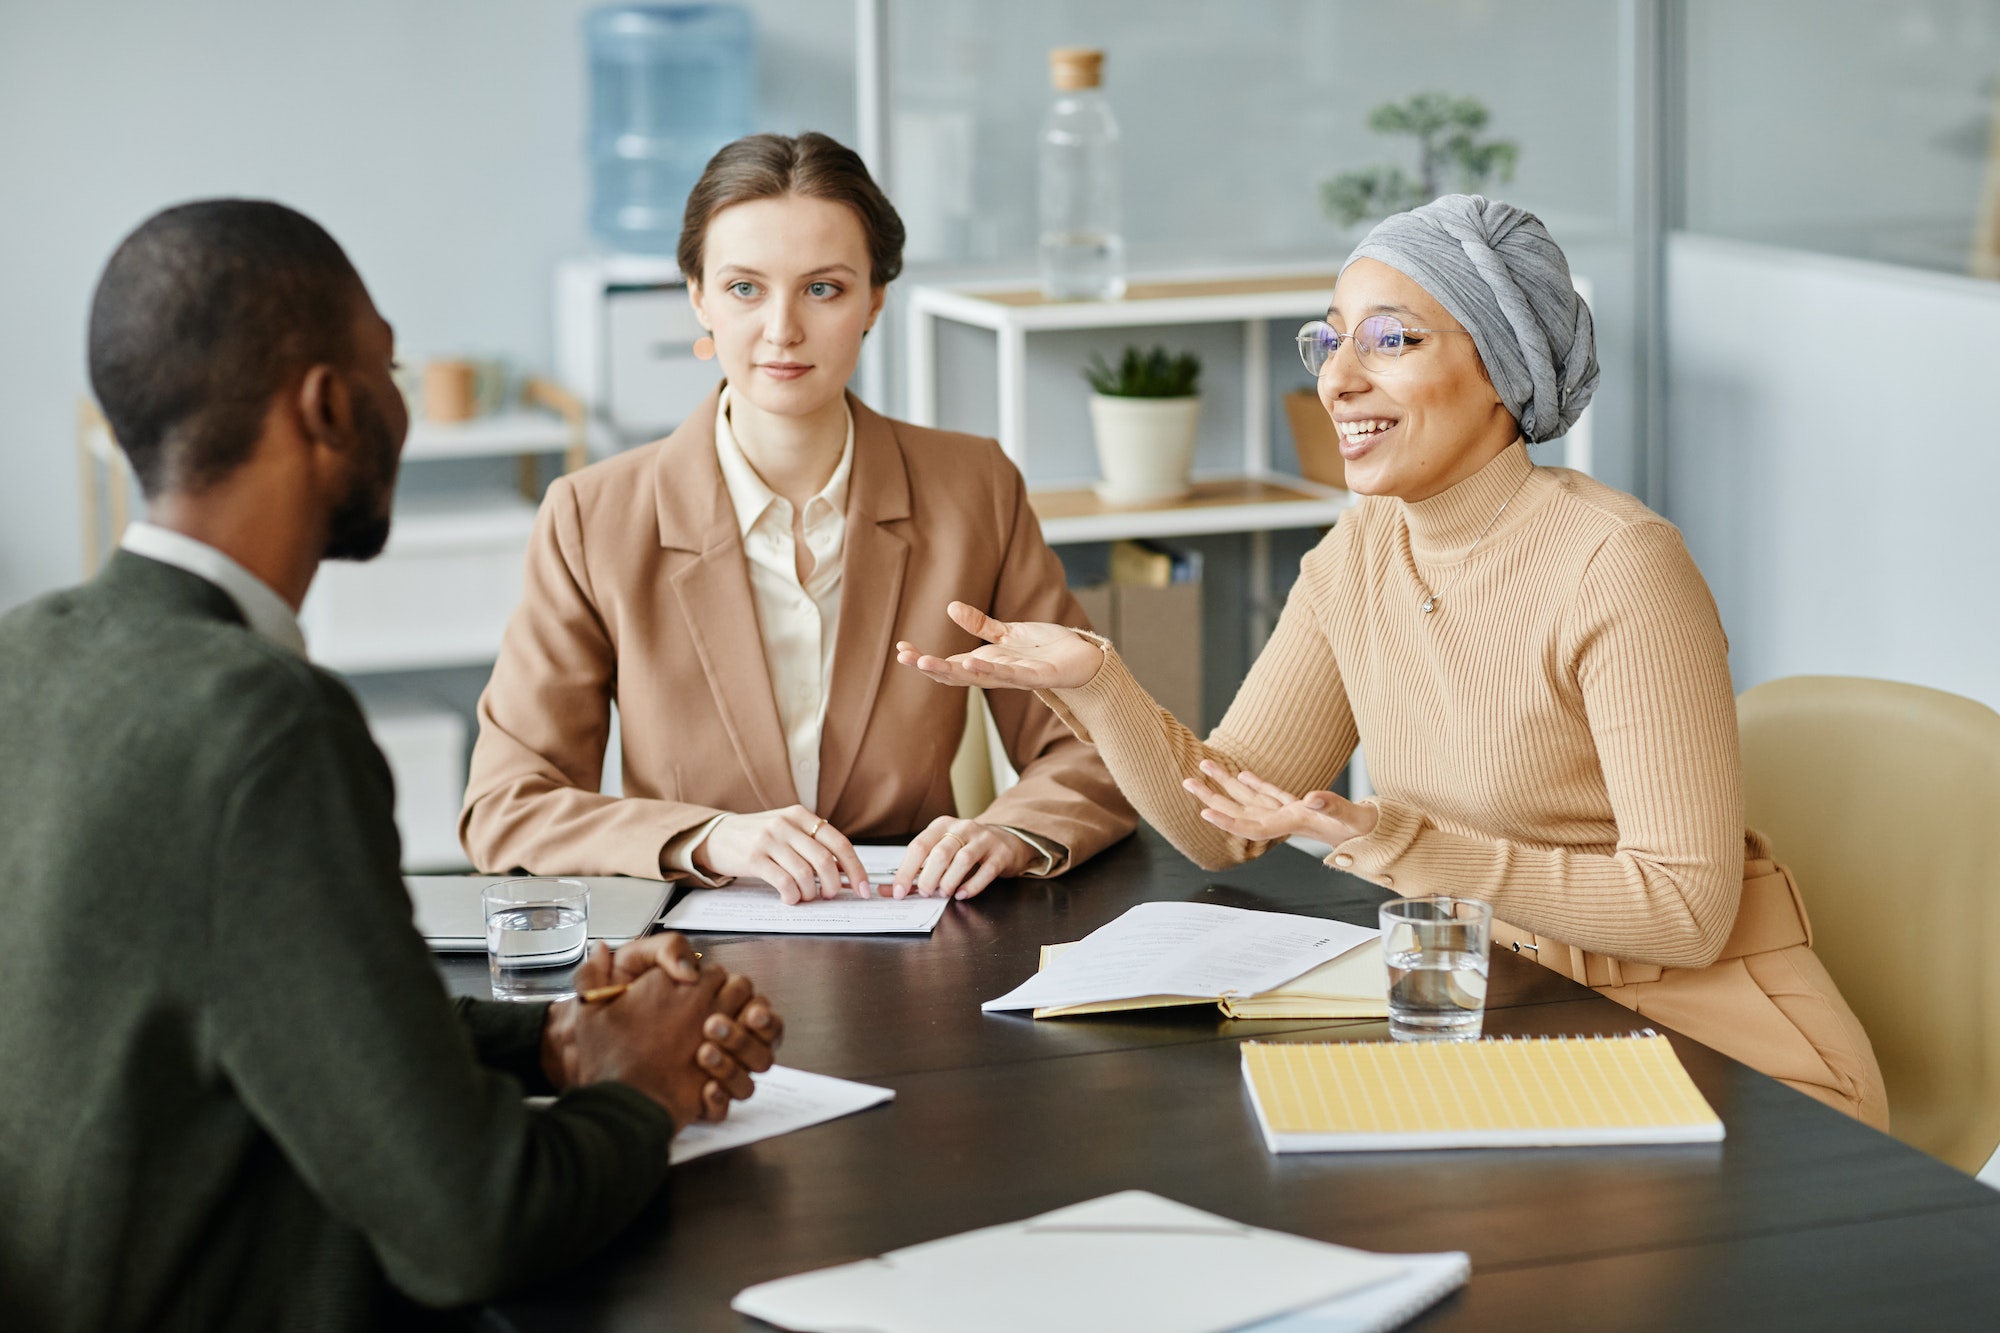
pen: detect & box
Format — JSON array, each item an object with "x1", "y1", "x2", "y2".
[{"x1": 577, "y1": 952, "x2": 701, "y2": 1004}]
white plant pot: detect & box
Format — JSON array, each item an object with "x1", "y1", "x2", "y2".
[{"x1": 1088, "y1": 394, "x2": 1201, "y2": 506}]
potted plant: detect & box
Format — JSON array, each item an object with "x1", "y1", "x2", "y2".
[
  {"x1": 1320, "y1": 91, "x2": 1519, "y2": 231},
  {"x1": 1083, "y1": 345, "x2": 1202, "y2": 505}
]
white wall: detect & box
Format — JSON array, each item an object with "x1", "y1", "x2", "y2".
[
  {"x1": 1665, "y1": 232, "x2": 2000, "y2": 713},
  {"x1": 0, "y1": 0, "x2": 853, "y2": 613}
]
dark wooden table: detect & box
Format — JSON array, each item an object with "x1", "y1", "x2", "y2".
[{"x1": 441, "y1": 829, "x2": 2000, "y2": 1331}]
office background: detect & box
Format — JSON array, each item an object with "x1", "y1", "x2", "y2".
[{"x1": 3, "y1": 0, "x2": 1997, "y2": 720}]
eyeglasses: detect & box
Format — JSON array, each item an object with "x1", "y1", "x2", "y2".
[{"x1": 1295, "y1": 316, "x2": 1473, "y2": 376}]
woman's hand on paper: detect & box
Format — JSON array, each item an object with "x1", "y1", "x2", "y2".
[
  {"x1": 890, "y1": 817, "x2": 1035, "y2": 901},
  {"x1": 895, "y1": 602, "x2": 1103, "y2": 692},
  {"x1": 1183, "y1": 761, "x2": 1379, "y2": 848},
  {"x1": 694, "y1": 806, "x2": 873, "y2": 904}
]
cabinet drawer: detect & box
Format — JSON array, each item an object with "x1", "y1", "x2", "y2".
[
  {"x1": 606, "y1": 287, "x2": 718, "y2": 434},
  {"x1": 302, "y1": 494, "x2": 537, "y2": 673}
]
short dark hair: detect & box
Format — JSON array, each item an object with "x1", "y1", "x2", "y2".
[
  {"x1": 677, "y1": 132, "x2": 906, "y2": 288},
  {"x1": 87, "y1": 199, "x2": 363, "y2": 497}
]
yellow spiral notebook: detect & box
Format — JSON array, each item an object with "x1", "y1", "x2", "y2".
[{"x1": 1242, "y1": 1032, "x2": 1724, "y2": 1152}]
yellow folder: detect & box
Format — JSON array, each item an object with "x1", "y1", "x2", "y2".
[
  {"x1": 1241, "y1": 1032, "x2": 1725, "y2": 1152},
  {"x1": 1031, "y1": 939, "x2": 1390, "y2": 1020}
]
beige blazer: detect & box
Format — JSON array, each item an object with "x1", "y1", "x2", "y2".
[{"x1": 461, "y1": 389, "x2": 1135, "y2": 880}]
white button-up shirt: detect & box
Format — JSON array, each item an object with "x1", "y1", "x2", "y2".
[
  {"x1": 666, "y1": 392, "x2": 1057, "y2": 881},
  {"x1": 713, "y1": 386, "x2": 854, "y2": 812},
  {"x1": 119, "y1": 522, "x2": 307, "y2": 657}
]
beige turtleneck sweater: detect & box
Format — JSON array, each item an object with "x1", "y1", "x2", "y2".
[{"x1": 1042, "y1": 442, "x2": 1745, "y2": 970}]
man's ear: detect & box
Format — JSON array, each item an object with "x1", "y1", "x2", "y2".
[{"x1": 295, "y1": 363, "x2": 349, "y2": 452}]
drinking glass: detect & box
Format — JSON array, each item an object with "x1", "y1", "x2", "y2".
[
  {"x1": 484, "y1": 877, "x2": 590, "y2": 1002},
  {"x1": 1378, "y1": 895, "x2": 1493, "y2": 1041}
]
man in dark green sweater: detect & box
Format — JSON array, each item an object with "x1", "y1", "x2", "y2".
[{"x1": 0, "y1": 201, "x2": 783, "y2": 1330}]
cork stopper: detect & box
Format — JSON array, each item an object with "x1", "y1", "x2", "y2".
[{"x1": 1050, "y1": 47, "x2": 1104, "y2": 91}]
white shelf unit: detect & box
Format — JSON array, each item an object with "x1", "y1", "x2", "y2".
[
  {"x1": 904, "y1": 267, "x2": 1359, "y2": 547},
  {"x1": 301, "y1": 379, "x2": 584, "y2": 674},
  {"x1": 903, "y1": 268, "x2": 1596, "y2": 549}
]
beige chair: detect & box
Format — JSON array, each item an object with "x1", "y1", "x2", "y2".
[
  {"x1": 1738, "y1": 675, "x2": 2000, "y2": 1172},
  {"x1": 949, "y1": 688, "x2": 1007, "y2": 819}
]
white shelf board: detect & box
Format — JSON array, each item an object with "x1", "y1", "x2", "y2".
[
  {"x1": 907, "y1": 267, "x2": 1343, "y2": 333},
  {"x1": 1031, "y1": 474, "x2": 1354, "y2": 546},
  {"x1": 403, "y1": 410, "x2": 575, "y2": 462},
  {"x1": 383, "y1": 490, "x2": 539, "y2": 552}
]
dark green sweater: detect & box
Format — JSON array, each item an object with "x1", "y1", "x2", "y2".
[{"x1": 0, "y1": 553, "x2": 675, "y2": 1331}]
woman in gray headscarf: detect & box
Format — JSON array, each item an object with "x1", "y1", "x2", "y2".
[{"x1": 898, "y1": 194, "x2": 1886, "y2": 1126}]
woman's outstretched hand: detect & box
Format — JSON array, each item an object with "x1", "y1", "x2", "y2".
[
  {"x1": 895, "y1": 602, "x2": 1103, "y2": 692},
  {"x1": 1183, "y1": 760, "x2": 1380, "y2": 847}
]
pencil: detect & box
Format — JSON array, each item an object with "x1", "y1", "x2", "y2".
[{"x1": 575, "y1": 952, "x2": 700, "y2": 1004}]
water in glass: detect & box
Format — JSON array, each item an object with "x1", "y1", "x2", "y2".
[
  {"x1": 1379, "y1": 895, "x2": 1493, "y2": 1042},
  {"x1": 1384, "y1": 943, "x2": 1489, "y2": 1041},
  {"x1": 487, "y1": 902, "x2": 588, "y2": 1002}
]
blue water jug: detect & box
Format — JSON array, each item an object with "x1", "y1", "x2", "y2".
[{"x1": 587, "y1": 4, "x2": 754, "y2": 256}]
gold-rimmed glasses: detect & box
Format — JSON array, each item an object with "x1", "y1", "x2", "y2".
[{"x1": 1296, "y1": 316, "x2": 1474, "y2": 376}]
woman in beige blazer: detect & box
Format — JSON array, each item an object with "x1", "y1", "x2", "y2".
[
  {"x1": 900, "y1": 195, "x2": 1887, "y2": 1127},
  {"x1": 463, "y1": 133, "x2": 1132, "y2": 901}
]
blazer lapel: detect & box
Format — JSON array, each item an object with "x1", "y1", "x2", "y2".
[
  {"x1": 655, "y1": 392, "x2": 798, "y2": 812},
  {"x1": 817, "y1": 396, "x2": 911, "y2": 812}
]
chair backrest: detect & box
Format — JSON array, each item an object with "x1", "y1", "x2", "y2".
[
  {"x1": 1738, "y1": 675, "x2": 2000, "y2": 1172},
  {"x1": 950, "y1": 688, "x2": 998, "y2": 819}
]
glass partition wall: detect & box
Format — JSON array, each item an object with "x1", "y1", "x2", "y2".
[
  {"x1": 1680, "y1": 0, "x2": 2000, "y2": 279},
  {"x1": 877, "y1": 0, "x2": 1658, "y2": 498}
]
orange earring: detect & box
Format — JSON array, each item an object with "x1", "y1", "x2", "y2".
[{"x1": 692, "y1": 334, "x2": 716, "y2": 361}]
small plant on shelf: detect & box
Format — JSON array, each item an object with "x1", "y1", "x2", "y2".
[
  {"x1": 1083, "y1": 345, "x2": 1202, "y2": 399},
  {"x1": 1082, "y1": 346, "x2": 1204, "y2": 505},
  {"x1": 1321, "y1": 91, "x2": 1519, "y2": 228}
]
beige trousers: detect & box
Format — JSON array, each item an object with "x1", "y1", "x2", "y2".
[{"x1": 1497, "y1": 859, "x2": 1890, "y2": 1130}]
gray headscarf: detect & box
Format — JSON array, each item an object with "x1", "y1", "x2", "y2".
[{"x1": 1344, "y1": 194, "x2": 1598, "y2": 444}]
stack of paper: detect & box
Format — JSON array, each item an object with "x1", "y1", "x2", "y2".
[
  {"x1": 659, "y1": 846, "x2": 951, "y2": 934},
  {"x1": 732, "y1": 1191, "x2": 1468, "y2": 1333},
  {"x1": 983, "y1": 902, "x2": 1377, "y2": 1015},
  {"x1": 1032, "y1": 938, "x2": 1388, "y2": 1020},
  {"x1": 1242, "y1": 1032, "x2": 1725, "y2": 1153}
]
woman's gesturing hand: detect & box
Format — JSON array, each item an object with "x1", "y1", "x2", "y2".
[
  {"x1": 693, "y1": 806, "x2": 872, "y2": 904},
  {"x1": 1182, "y1": 760, "x2": 1380, "y2": 848},
  {"x1": 890, "y1": 817, "x2": 1036, "y2": 901},
  {"x1": 895, "y1": 601, "x2": 1104, "y2": 692}
]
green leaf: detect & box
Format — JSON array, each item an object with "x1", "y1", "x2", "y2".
[{"x1": 1083, "y1": 344, "x2": 1202, "y2": 397}]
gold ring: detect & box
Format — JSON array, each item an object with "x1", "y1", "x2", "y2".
[
  {"x1": 939, "y1": 831, "x2": 965, "y2": 853},
  {"x1": 806, "y1": 818, "x2": 824, "y2": 839}
]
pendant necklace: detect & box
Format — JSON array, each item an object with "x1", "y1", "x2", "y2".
[{"x1": 1417, "y1": 466, "x2": 1534, "y2": 615}]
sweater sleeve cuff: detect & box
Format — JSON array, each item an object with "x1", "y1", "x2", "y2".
[
  {"x1": 1324, "y1": 798, "x2": 1423, "y2": 883},
  {"x1": 1039, "y1": 635, "x2": 1132, "y2": 746},
  {"x1": 454, "y1": 996, "x2": 556, "y2": 1093}
]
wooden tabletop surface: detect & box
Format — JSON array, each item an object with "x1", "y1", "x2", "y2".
[{"x1": 439, "y1": 829, "x2": 2000, "y2": 1332}]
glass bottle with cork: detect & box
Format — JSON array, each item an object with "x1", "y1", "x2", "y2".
[{"x1": 1038, "y1": 47, "x2": 1126, "y2": 301}]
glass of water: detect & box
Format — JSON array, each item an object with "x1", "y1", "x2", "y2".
[
  {"x1": 484, "y1": 877, "x2": 590, "y2": 1003},
  {"x1": 1379, "y1": 895, "x2": 1493, "y2": 1042}
]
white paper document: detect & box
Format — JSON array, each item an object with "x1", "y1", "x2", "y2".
[
  {"x1": 733, "y1": 1190, "x2": 1465, "y2": 1333},
  {"x1": 671, "y1": 1065, "x2": 894, "y2": 1165},
  {"x1": 660, "y1": 847, "x2": 949, "y2": 934},
  {"x1": 983, "y1": 902, "x2": 1377, "y2": 1012}
]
